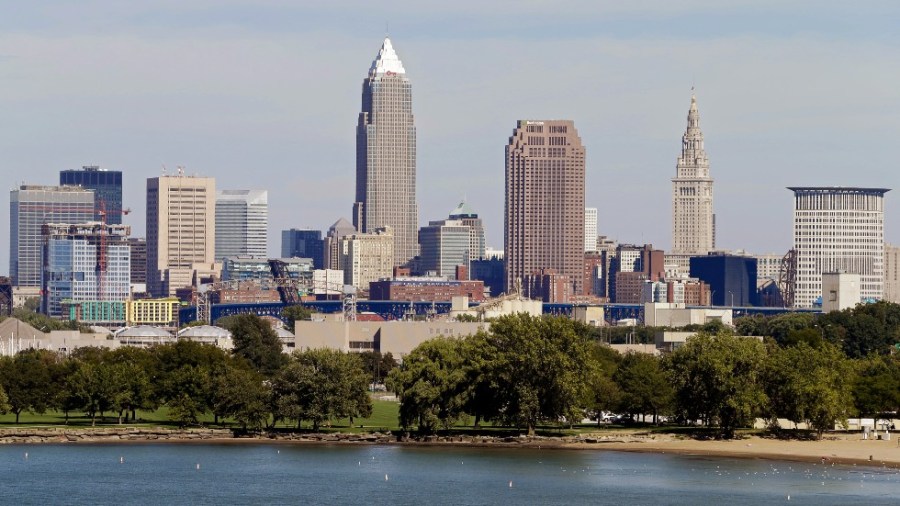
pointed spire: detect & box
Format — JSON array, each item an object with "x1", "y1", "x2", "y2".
[
  {"x1": 677, "y1": 88, "x2": 709, "y2": 178},
  {"x1": 687, "y1": 88, "x2": 700, "y2": 129},
  {"x1": 368, "y1": 37, "x2": 406, "y2": 77}
]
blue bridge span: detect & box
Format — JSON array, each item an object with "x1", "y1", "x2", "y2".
[{"x1": 180, "y1": 301, "x2": 819, "y2": 325}]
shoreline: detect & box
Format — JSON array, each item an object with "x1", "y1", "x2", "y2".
[{"x1": 2, "y1": 427, "x2": 898, "y2": 470}]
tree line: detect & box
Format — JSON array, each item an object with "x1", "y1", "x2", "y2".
[
  {"x1": 0, "y1": 314, "x2": 385, "y2": 431},
  {"x1": 389, "y1": 311, "x2": 899, "y2": 438},
  {"x1": 0, "y1": 305, "x2": 897, "y2": 438}
]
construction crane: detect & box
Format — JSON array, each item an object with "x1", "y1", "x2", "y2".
[{"x1": 95, "y1": 199, "x2": 131, "y2": 301}]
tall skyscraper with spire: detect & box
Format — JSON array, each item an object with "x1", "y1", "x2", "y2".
[
  {"x1": 354, "y1": 37, "x2": 418, "y2": 266},
  {"x1": 671, "y1": 91, "x2": 715, "y2": 255}
]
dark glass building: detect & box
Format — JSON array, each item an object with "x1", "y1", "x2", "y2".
[
  {"x1": 281, "y1": 229, "x2": 324, "y2": 269},
  {"x1": 690, "y1": 253, "x2": 758, "y2": 306},
  {"x1": 471, "y1": 258, "x2": 506, "y2": 298},
  {"x1": 60, "y1": 166, "x2": 123, "y2": 224}
]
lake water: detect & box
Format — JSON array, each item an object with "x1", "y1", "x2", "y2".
[{"x1": 1, "y1": 443, "x2": 898, "y2": 505}]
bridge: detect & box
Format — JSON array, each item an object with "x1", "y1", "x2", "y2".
[{"x1": 179, "y1": 300, "x2": 820, "y2": 326}]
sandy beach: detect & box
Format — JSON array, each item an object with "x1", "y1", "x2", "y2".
[
  {"x1": 565, "y1": 432, "x2": 900, "y2": 469},
  {"x1": 4, "y1": 426, "x2": 899, "y2": 469}
]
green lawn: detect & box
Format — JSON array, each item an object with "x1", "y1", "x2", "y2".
[
  {"x1": 0, "y1": 398, "x2": 401, "y2": 431},
  {"x1": 0, "y1": 399, "x2": 745, "y2": 438}
]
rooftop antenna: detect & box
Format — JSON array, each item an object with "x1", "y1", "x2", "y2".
[{"x1": 162, "y1": 164, "x2": 167, "y2": 176}]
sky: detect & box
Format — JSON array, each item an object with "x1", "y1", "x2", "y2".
[{"x1": 2, "y1": 1, "x2": 899, "y2": 273}]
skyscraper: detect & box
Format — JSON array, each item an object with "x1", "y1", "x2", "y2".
[
  {"x1": 505, "y1": 120, "x2": 585, "y2": 295},
  {"x1": 60, "y1": 166, "x2": 124, "y2": 224},
  {"x1": 146, "y1": 175, "x2": 216, "y2": 297},
  {"x1": 354, "y1": 37, "x2": 419, "y2": 266},
  {"x1": 281, "y1": 228, "x2": 324, "y2": 269},
  {"x1": 584, "y1": 207, "x2": 598, "y2": 252},
  {"x1": 10, "y1": 185, "x2": 95, "y2": 287},
  {"x1": 336, "y1": 227, "x2": 394, "y2": 291},
  {"x1": 672, "y1": 92, "x2": 715, "y2": 255},
  {"x1": 789, "y1": 187, "x2": 888, "y2": 308},
  {"x1": 324, "y1": 218, "x2": 357, "y2": 271},
  {"x1": 448, "y1": 201, "x2": 486, "y2": 261},
  {"x1": 215, "y1": 189, "x2": 268, "y2": 260},
  {"x1": 419, "y1": 219, "x2": 470, "y2": 279},
  {"x1": 41, "y1": 222, "x2": 131, "y2": 319}
]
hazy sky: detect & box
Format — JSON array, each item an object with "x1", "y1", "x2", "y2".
[{"x1": 2, "y1": 1, "x2": 899, "y2": 273}]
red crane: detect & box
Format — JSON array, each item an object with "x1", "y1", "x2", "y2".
[{"x1": 95, "y1": 199, "x2": 131, "y2": 300}]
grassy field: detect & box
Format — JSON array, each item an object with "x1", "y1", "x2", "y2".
[
  {"x1": 0, "y1": 398, "x2": 702, "y2": 436},
  {"x1": 0, "y1": 398, "x2": 403, "y2": 431}
]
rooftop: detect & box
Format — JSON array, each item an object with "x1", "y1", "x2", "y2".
[{"x1": 368, "y1": 37, "x2": 406, "y2": 77}]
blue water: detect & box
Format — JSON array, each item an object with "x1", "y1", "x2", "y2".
[{"x1": 1, "y1": 444, "x2": 898, "y2": 505}]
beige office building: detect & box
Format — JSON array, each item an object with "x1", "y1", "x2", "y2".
[
  {"x1": 146, "y1": 175, "x2": 217, "y2": 297},
  {"x1": 505, "y1": 119, "x2": 585, "y2": 295},
  {"x1": 353, "y1": 37, "x2": 419, "y2": 266},
  {"x1": 672, "y1": 92, "x2": 715, "y2": 255},
  {"x1": 336, "y1": 227, "x2": 394, "y2": 292}
]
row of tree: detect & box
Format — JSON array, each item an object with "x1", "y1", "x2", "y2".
[
  {"x1": 0, "y1": 314, "x2": 378, "y2": 431},
  {"x1": 389, "y1": 313, "x2": 900, "y2": 438}
]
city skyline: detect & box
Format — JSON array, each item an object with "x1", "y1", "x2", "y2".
[{"x1": 1, "y1": 2, "x2": 898, "y2": 274}]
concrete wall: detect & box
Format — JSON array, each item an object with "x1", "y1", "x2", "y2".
[
  {"x1": 643, "y1": 303, "x2": 733, "y2": 327},
  {"x1": 293, "y1": 320, "x2": 488, "y2": 358}
]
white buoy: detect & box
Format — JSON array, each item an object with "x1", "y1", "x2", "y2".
[
  {"x1": 385, "y1": 474, "x2": 389, "y2": 481},
  {"x1": 787, "y1": 495, "x2": 790, "y2": 501},
  {"x1": 24, "y1": 452, "x2": 28, "y2": 460},
  {"x1": 509, "y1": 480, "x2": 513, "y2": 488},
  {"x1": 120, "y1": 456, "x2": 124, "y2": 464},
  {"x1": 197, "y1": 463, "x2": 201, "y2": 470}
]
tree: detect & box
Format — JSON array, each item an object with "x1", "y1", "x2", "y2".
[
  {"x1": 583, "y1": 344, "x2": 622, "y2": 424},
  {"x1": 272, "y1": 349, "x2": 372, "y2": 431},
  {"x1": 210, "y1": 363, "x2": 270, "y2": 431},
  {"x1": 387, "y1": 337, "x2": 468, "y2": 433},
  {"x1": 764, "y1": 313, "x2": 817, "y2": 345},
  {"x1": 224, "y1": 314, "x2": 288, "y2": 377},
  {"x1": 665, "y1": 331, "x2": 768, "y2": 438},
  {"x1": 459, "y1": 332, "x2": 503, "y2": 429},
  {"x1": 0, "y1": 349, "x2": 60, "y2": 423},
  {"x1": 487, "y1": 314, "x2": 596, "y2": 435},
  {"x1": 613, "y1": 352, "x2": 672, "y2": 424},
  {"x1": 151, "y1": 341, "x2": 233, "y2": 426},
  {"x1": 853, "y1": 355, "x2": 900, "y2": 416},
  {"x1": 0, "y1": 383, "x2": 10, "y2": 415},
  {"x1": 358, "y1": 351, "x2": 397, "y2": 385},
  {"x1": 106, "y1": 347, "x2": 156, "y2": 423},
  {"x1": 69, "y1": 359, "x2": 117, "y2": 426},
  {"x1": 765, "y1": 341, "x2": 855, "y2": 437},
  {"x1": 281, "y1": 305, "x2": 313, "y2": 333}
]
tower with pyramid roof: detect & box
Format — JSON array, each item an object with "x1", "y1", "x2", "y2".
[{"x1": 354, "y1": 38, "x2": 419, "y2": 266}]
